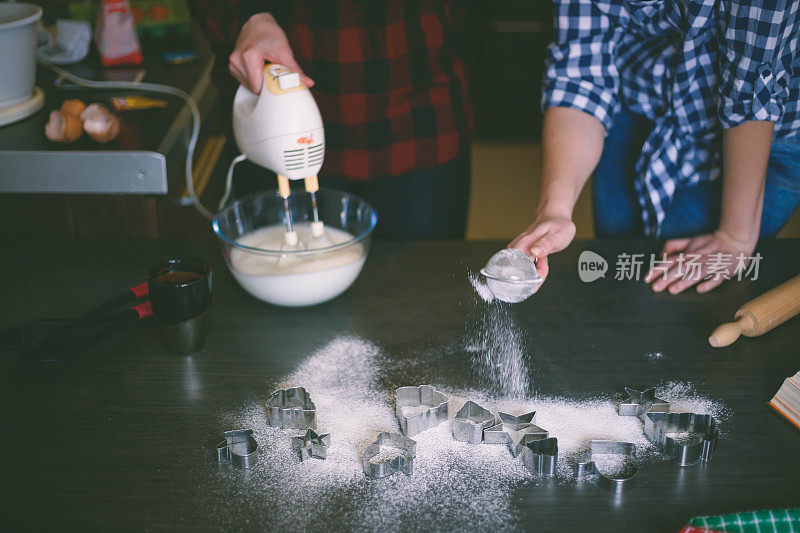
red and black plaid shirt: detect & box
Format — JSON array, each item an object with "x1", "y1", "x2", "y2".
[{"x1": 193, "y1": 0, "x2": 472, "y2": 180}]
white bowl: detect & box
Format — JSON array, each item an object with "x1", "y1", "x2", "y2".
[
  {"x1": 0, "y1": 3, "x2": 41, "y2": 108},
  {"x1": 213, "y1": 189, "x2": 378, "y2": 307}
]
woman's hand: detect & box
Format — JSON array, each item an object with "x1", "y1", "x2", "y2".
[
  {"x1": 509, "y1": 213, "x2": 576, "y2": 287},
  {"x1": 505, "y1": 107, "x2": 603, "y2": 293},
  {"x1": 645, "y1": 121, "x2": 772, "y2": 295},
  {"x1": 644, "y1": 229, "x2": 758, "y2": 294},
  {"x1": 229, "y1": 13, "x2": 314, "y2": 94}
]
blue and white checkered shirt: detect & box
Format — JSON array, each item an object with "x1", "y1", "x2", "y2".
[{"x1": 542, "y1": 0, "x2": 800, "y2": 235}]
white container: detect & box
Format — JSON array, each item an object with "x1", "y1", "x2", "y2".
[
  {"x1": 0, "y1": 3, "x2": 42, "y2": 108},
  {"x1": 213, "y1": 189, "x2": 378, "y2": 307},
  {"x1": 230, "y1": 248, "x2": 368, "y2": 307}
]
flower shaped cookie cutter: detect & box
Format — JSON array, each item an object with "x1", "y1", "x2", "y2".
[{"x1": 362, "y1": 432, "x2": 417, "y2": 478}]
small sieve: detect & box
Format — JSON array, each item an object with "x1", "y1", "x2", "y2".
[{"x1": 480, "y1": 249, "x2": 543, "y2": 303}]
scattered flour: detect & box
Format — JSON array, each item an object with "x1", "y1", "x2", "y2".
[
  {"x1": 369, "y1": 446, "x2": 405, "y2": 464},
  {"x1": 656, "y1": 381, "x2": 729, "y2": 422},
  {"x1": 469, "y1": 271, "x2": 494, "y2": 303},
  {"x1": 208, "y1": 337, "x2": 728, "y2": 530},
  {"x1": 211, "y1": 337, "x2": 529, "y2": 531},
  {"x1": 457, "y1": 392, "x2": 656, "y2": 479}
]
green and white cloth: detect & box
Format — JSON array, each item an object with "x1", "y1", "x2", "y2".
[{"x1": 682, "y1": 509, "x2": 800, "y2": 533}]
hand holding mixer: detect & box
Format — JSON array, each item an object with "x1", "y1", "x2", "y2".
[{"x1": 231, "y1": 63, "x2": 331, "y2": 251}]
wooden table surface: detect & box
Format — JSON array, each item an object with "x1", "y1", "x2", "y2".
[{"x1": 1, "y1": 238, "x2": 799, "y2": 531}]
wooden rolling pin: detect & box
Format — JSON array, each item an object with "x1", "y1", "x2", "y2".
[{"x1": 709, "y1": 273, "x2": 800, "y2": 347}]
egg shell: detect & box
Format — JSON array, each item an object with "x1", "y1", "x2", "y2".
[
  {"x1": 45, "y1": 110, "x2": 83, "y2": 142},
  {"x1": 60, "y1": 99, "x2": 87, "y2": 117},
  {"x1": 81, "y1": 103, "x2": 121, "y2": 143}
]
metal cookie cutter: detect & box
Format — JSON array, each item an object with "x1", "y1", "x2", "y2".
[
  {"x1": 267, "y1": 386, "x2": 316, "y2": 430},
  {"x1": 395, "y1": 385, "x2": 449, "y2": 437},
  {"x1": 519, "y1": 437, "x2": 558, "y2": 477},
  {"x1": 292, "y1": 428, "x2": 330, "y2": 461},
  {"x1": 644, "y1": 412, "x2": 718, "y2": 466},
  {"x1": 362, "y1": 432, "x2": 417, "y2": 479},
  {"x1": 484, "y1": 411, "x2": 549, "y2": 456},
  {"x1": 576, "y1": 440, "x2": 638, "y2": 491},
  {"x1": 452, "y1": 400, "x2": 497, "y2": 444},
  {"x1": 216, "y1": 429, "x2": 258, "y2": 468},
  {"x1": 618, "y1": 387, "x2": 670, "y2": 417}
]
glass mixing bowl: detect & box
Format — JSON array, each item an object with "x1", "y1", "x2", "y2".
[{"x1": 213, "y1": 188, "x2": 377, "y2": 307}]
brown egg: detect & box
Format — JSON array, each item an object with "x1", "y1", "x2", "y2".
[
  {"x1": 60, "y1": 99, "x2": 87, "y2": 117},
  {"x1": 45, "y1": 110, "x2": 83, "y2": 142},
  {"x1": 80, "y1": 103, "x2": 121, "y2": 143}
]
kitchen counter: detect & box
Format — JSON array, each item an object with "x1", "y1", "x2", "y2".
[
  {"x1": 0, "y1": 29, "x2": 214, "y2": 197},
  {"x1": 1, "y1": 238, "x2": 799, "y2": 530}
]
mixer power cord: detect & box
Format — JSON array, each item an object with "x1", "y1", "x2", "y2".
[
  {"x1": 38, "y1": 61, "x2": 215, "y2": 219},
  {"x1": 218, "y1": 154, "x2": 248, "y2": 211}
]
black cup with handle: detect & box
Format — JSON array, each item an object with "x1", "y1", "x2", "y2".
[{"x1": 147, "y1": 258, "x2": 212, "y2": 354}]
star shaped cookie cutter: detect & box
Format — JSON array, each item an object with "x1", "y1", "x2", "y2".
[
  {"x1": 395, "y1": 385, "x2": 449, "y2": 437},
  {"x1": 267, "y1": 386, "x2": 316, "y2": 430},
  {"x1": 362, "y1": 432, "x2": 417, "y2": 478},
  {"x1": 576, "y1": 440, "x2": 638, "y2": 491},
  {"x1": 618, "y1": 387, "x2": 670, "y2": 417},
  {"x1": 644, "y1": 412, "x2": 718, "y2": 466},
  {"x1": 519, "y1": 436, "x2": 558, "y2": 477},
  {"x1": 216, "y1": 429, "x2": 258, "y2": 468},
  {"x1": 452, "y1": 400, "x2": 497, "y2": 444},
  {"x1": 484, "y1": 411, "x2": 549, "y2": 456},
  {"x1": 292, "y1": 428, "x2": 330, "y2": 461}
]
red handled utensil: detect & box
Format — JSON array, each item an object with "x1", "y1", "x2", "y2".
[
  {"x1": 0, "y1": 283, "x2": 153, "y2": 372},
  {"x1": 83, "y1": 281, "x2": 150, "y2": 317}
]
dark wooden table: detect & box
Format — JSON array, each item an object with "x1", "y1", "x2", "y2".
[{"x1": 2, "y1": 239, "x2": 799, "y2": 530}]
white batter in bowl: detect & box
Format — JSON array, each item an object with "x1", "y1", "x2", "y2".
[{"x1": 213, "y1": 189, "x2": 377, "y2": 307}]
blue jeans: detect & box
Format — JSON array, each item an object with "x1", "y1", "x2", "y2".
[{"x1": 593, "y1": 108, "x2": 800, "y2": 238}]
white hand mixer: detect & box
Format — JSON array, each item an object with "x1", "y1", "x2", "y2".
[
  {"x1": 38, "y1": 61, "x2": 330, "y2": 246},
  {"x1": 230, "y1": 63, "x2": 332, "y2": 250}
]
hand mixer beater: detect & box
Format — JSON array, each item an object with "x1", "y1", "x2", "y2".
[{"x1": 232, "y1": 63, "x2": 334, "y2": 253}]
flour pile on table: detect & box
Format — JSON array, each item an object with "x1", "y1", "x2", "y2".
[
  {"x1": 212, "y1": 336, "x2": 727, "y2": 531},
  {"x1": 214, "y1": 337, "x2": 527, "y2": 530},
  {"x1": 656, "y1": 381, "x2": 728, "y2": 419}
]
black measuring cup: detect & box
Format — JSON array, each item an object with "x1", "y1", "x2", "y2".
[{"x1": 147, "y1": 258, "x2": 212, "y2": 354}]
